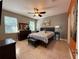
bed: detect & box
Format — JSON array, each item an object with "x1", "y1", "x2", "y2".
[{"x1": 28, "y1": 27, "x2": 55, "y2": 47}]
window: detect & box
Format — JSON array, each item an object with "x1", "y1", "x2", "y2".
[
  {"x1": 29, "y1": 21, "x2": 35, "y2": 31},
  {"x1": 4, "y1": 16, "x2": 18, "y2": 33}
]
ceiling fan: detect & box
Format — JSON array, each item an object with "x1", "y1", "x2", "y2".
[{"x1": 28, "y1": 8, "x2": 46, "y2": 17}]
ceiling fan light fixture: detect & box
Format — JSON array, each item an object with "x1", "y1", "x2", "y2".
[
  {"x1": 28, "y1": 8, "x2": 46, "y2": 17},
  {"x1": 35, "y1": 13, "x2": 39, "y2": 16}
]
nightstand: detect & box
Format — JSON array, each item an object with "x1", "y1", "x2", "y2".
[{"x1": 55, "y1": 32, "x2": 60, "y2": 40}]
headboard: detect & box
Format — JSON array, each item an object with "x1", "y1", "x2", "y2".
[{"x1": 40, "y1": 27, "x2": 55, "y2": 32}]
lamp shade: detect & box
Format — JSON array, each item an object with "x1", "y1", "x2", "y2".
[
  {"x1": 55, "y1": 25, "x2": 60, "y2": 29},
  {"x1": 55, "y1": 25, "x2": 60, "y2": 32}
]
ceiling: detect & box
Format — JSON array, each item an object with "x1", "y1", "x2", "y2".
[{"x1": 2, "y1": 0, "x2": 71, "y2": 19}]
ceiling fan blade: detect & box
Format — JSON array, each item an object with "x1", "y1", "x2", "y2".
[
  {"x1": 39, "y1": 14, "x2": 42, "y2": 17},
  {"x1": 34, "y1": 8, "x2": 38, "y2": 11},
  {"x1": 40, "y1": 12, "x2": 46, "y2": 14},
  {"x1": 28, "y1": 12, "x2": 34, "y2": 14}
]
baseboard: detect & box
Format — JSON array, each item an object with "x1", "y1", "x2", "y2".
[
  {"x1": 60, "y1": 38, "x2": 67, "y2": 42},
  {"x1": 69, "y1": 48, "x2": 74, "y2": 59}
]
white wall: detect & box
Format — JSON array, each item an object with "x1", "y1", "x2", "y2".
[{"x1": 37, "y1": 19, "x2": 44, "y2": 31}]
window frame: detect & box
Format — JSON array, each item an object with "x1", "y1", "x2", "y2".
[
  {"x1": 4, "y1": 16, "x2": 18, "y2": 34},
  {"x1": 29, "y1": 20, "x2": 36, "y2": 31}
]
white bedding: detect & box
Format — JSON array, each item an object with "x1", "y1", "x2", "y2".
[{"x1": 28, "y1": 31, "x2": 54, "y2": 43}]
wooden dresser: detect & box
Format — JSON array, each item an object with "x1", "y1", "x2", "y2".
[
  {"x1": 0, "y1": 38, "x2": 16, "y2": 59},
  {"x1": 18, "y1": 30, "x2": 31, "y2": 41}
]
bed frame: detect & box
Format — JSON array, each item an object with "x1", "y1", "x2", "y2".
[
  {"x1": 40, "y1": 27, "x2": 55, "y2": 47},
  {"x1": 29, "y1": 27, "x2": 55, "y2": 47}
]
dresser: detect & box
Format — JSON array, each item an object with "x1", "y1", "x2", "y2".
[
  {"x1": 18, "y1": 30, "x2": 31, "y2": 41},
  {"x1": 0, "y1": 38, "x2": 16, "y2": 59}
]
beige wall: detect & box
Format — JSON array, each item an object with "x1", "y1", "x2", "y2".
[
  {"x1": 0, "y1": 10, "x2": 68, "y2": 40},
  {"x1": 37, "y1": 13, "x2": 68, "y2": 39},
  {"x1": 0, "y1": 10, "x2": 36, "y2": 40}
]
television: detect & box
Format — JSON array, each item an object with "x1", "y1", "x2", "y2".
[{"x1": 0, "y1": 0, "x2": 2, "y2": 25}]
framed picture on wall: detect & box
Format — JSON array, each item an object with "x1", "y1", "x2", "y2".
[{"x1": 19, "y1": 23, "x2": 28, "y2": 31}]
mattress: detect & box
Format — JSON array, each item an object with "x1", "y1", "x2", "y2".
[{"x1": 28, "y1": 31, "x2": 54, "y2": 43}]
